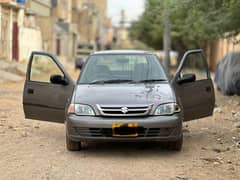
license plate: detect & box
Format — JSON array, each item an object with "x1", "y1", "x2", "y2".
[{"x1": 112, "y1": 123, "x2": 139, "y2": 137}]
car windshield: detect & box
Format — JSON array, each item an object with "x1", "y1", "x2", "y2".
[{"x1": 78, "y1": 54, "x2": 168, "y2": 84}]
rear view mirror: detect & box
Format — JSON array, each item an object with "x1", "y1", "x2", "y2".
[
  {"x1": 50, "y1": 74, "x2": 69, "y2": 85},
  {"x1": 177, "y1": 73, "x2": 196, "y2": 84}
]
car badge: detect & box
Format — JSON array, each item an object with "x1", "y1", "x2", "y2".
[{"x1": 121, "y1": 107, "x2": 129, "y2": 114}]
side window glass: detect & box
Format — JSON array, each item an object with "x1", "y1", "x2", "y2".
[
  {"x1": 181, "y1": 53, "x2": 207, "y2": 80},
  {"x1": 30, "y1": 54, "x2": 63, "y2": 83}
]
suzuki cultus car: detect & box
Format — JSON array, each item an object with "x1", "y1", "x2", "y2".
[{"x1": 23, "y1": 50, "x2": 215, "y2": 151}]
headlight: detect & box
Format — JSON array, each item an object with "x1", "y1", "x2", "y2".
[
  {"x1": 68, "y1": 104, "x2": 95, "y2": 116},
  {"x1": 154, "y1": 103, "x2": 181, "y2": 115}
]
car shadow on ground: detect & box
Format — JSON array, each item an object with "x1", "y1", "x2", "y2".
[
  {"x1": 67, "y1": 130, "x2": 208, "y2": 158},
  {"x1": 70, "y1": 135, "x2": 192, "y2": 157},
  {"x1": 73, "y1": 141, "x2": 180, "y2": 158}
]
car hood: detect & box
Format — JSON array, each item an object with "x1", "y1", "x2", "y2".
[{"x1": 74, "y1": 83, "x2": 176, "y2": 106}]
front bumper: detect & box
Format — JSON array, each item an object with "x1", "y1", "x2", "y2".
[{"x1": 66, "y1": 114, "x2": 183, "y2": 142}]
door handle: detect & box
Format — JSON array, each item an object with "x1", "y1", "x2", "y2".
[
  {"x1": 27, "y1": 88, "x2": 34, "y2": 94},
  {"x1": 205, "y1": 86, "x2": 211, "y2": 92}
]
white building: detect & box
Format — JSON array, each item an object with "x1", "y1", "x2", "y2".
[{"x1": 0, "y1": 0, "x2": 24, "y2": 61}]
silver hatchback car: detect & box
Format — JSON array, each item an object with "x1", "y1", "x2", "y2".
[{"x1": 23, "y1": 50, "x2": 215, "y2": 151}]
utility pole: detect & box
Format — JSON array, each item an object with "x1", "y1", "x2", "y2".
[
  {"x1": 87, "y1": 0, "x2": 92, "y2": 44},
  {"x1": 163, "y1": 3, "x2": 171, "y2": 74}
]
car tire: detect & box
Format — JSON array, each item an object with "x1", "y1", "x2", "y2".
[
  {"x1": 168, "y1": 135, "x2": 183, "y2": 151},
  {"x1": 66, "y1": 134, "x2": 81, "y2": 151}
]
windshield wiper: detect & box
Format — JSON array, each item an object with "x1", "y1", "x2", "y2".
[
  {"x1": 89, "y1": 79, "x2": 133, "y2": 84},
  {"x1": 134, "y1": 79, "x2": 167, "y2": 83}
]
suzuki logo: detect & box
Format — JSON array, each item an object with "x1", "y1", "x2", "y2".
[{"x1": 121, "y1": 107, "x2": 129, "y2": 114}]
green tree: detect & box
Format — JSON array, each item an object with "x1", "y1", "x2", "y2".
[{"x1": 130, "y1": 0, "x2": 240, "y2": 53}]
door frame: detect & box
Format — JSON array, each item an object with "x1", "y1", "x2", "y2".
[
  {"x1": 171, "y1": 49, "x2": 211, "y2": 84},
  {"x1": 26, "y1": 51, "x2": 73, "y2": 83}
]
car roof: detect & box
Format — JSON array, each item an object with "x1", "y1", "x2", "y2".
[{"x1": 92, "y1": 50, "x2": 153, "y2": 55}]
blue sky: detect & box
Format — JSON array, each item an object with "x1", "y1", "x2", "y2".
[{"x1": 107, "y1": 0, "x2": 145, "y2": 26}]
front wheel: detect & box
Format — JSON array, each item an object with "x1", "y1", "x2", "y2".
[
  {"x1": 66, "y1": 134, "x2": 82, "y2": 151},
  {"x1": 168, "y1": 135, "x2": 183, "y2": 151}
]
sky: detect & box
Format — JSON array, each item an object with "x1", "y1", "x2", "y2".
[{"x1": 107, "y1": 0, "x2": 145, "y2": 26}]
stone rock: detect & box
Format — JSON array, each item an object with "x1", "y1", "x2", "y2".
[
  {"x1": 234, "y1": 122, "x2": 240, "y2": 128},
  {"x1": 201, "y1": 157, "x2": 216, "y2": 162},
  {"x1": 21, "y1": 131, "x2": 28, "y2": 137},
  {"x1": 201, "y1": 157, "x2": 223, "y2": 163},
  {"x1": 227, "y1": 160, "x2": 232, "y2": 164},
  {"x1": 171, "y1": 176, "x2": 188, "y2": 180},
  {"x1": 233, "y1": 112, "x2": 240, "y2": 118},
  {"x1": 214, "y1": 107, "x2": 223, "y2": 113},
  {"x1": 212, "y1": 148, "x2": 221, "y2": 153},
  {"x1": 231, "y1": 111, "x2": 237, "y2": 116},
  {"x1": 212, "y1": 147, "x2": 230, "y2": 153},
  {"x1": 225, "y1": 147, "x2": 231, "y2": 152},
  {"x1": 236, "y1": 141, "x2": 240, "y2": 148},
  {"x1": 213, "y1": 162, "x2": 220, "y2": 165}
]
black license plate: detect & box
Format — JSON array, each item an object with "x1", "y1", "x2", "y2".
[{"x1": 112, "y1": 123, "x2": 139, "y2": 137}]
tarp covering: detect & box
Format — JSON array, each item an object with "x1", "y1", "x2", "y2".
[{"x1": 215, "y1": 52, "x2": 240, "y2": 95}]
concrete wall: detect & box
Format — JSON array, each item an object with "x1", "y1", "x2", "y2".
[
  {"x1": 207, "y1": 34, "x2": 240, "y2": 70},
  {"x1": 35, "y1": 16, "x2": 53, "y2": 52},
  {"x1": 0, "y1": 3, "x2": 24, "y2": 61},
  {"x1": 76, "y1": 0, "x2": 107, "y2": 44},
  {"x1": 26, "y1": 0, "x2": 51, "y2": 17},
  {"x1": 19, "y1": 27, "x2": 42, "y2": 61}
]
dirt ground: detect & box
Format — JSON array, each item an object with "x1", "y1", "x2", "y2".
[{"x1": 0, "y1": 80, "x2": 240, "y2": 180}]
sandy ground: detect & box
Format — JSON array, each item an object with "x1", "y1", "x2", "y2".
[{"x1": 0, "y1": 80, "x2": 240, "y2": 180}]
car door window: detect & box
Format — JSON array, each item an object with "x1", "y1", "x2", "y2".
[
  {"x1": 30, "y1": 54, "x2": 63, "y2": 83},
  {"x1": 180, "y1": 53, "x2": 208, "y2": 80}
]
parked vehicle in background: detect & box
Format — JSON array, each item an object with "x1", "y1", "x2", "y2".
[
  {"x1": 215, "y1": 52, "x2": 240, "y2": 96},
  {"x1": 23, "y1": 49, "x2": 215, "y2": 151},
  {"x1": 75, "y1": 43, "x2": 95, "y2": 69}
]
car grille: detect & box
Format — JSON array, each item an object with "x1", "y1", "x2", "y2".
[
  {"x1": 74, "y1": 127, "x2": 174, "y2": 138},
  {"x1": 97, "y1": 104, "x2": 153, "y2": 117}
]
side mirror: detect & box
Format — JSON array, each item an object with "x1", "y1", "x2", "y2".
[
  {"x1": 177, "y1": 73, "x2": 196, "y2": 84},
  {"x1": 50, "y1": 74, "x2": 69, "y2": 85}
]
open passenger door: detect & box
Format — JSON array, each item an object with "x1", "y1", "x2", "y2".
[{"x1": 172, "y1": 49, "x2": 215, "y2": 121}]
